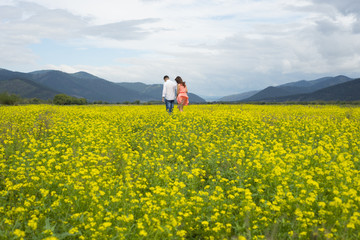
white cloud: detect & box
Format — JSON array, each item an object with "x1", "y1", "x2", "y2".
[
  {"x1": 1, "y1": 0, "x2": 360, "y2": 97},
  {"x1": 311, "y1": 0, "x2": 360, "y2": 15}
]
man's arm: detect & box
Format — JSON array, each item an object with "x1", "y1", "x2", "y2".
[{"x1": 162, "y1": 83, "x2": 167, "y2": 102}]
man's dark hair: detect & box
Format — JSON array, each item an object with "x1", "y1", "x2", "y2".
[{"x1": 164, "y1": 75, "x2": 169, "y2": 80}]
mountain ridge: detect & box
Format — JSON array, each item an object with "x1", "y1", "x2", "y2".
[
  {"x1": 218, "y1": 90, "x2": 259, "y2": 102},
  {"x1": 28, "y1": 70, "x2": 146, "y2": 102},
  {"x1": 0, "y1": 78, "x2": 60, "y2": 99},
  {"x1": 117, "y1": 82, "x2": 206, "y2": 103},
  {"x1": 219, "y1": 75, "x2": 354, "y2": 102},
  {"x1": 0, "y1": 68, "x2": 206, "y2": 103},
  {"x1": 253, "y1": 78, "x2": 360, "y2": 102}
]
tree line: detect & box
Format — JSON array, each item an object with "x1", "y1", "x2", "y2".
[
  {"x1": 2, "y1": 92, "x2": 360, "y2": 106},
  {"x1": 0, "y1": 92, "x2": 148, "y2": 105}
]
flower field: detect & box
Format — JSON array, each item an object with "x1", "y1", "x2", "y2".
[{"x1": 1, "y1": 104, "x2": 360, "y2": 239}]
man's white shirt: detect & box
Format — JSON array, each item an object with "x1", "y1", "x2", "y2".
[{"x1": 162, "y1": 80, "x2": 177, "y2": 100}]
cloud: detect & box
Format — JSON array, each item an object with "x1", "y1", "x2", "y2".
[
  {"x1": 0, "y1": 1, "x2": 163, "y2": 69},
  {"x1": 311, "y1": 0, "x2": 360, "y2": 15},
  {"x1": 0, "y1": 5, "x2": 22, "y2": 20},
  {"x1": 0, "y1": 1, "x2": 162, "y2": 40},
  {"x1": 308, "y1": 0, "x2": 360, "y2": 34},
  {"x1": 1, "y1": 0, "x2": 360, "y2": 97},
  {"x1": 83, "y1": 19, "x2": 161, "y2": 40}
]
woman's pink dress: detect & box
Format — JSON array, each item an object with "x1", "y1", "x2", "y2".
[{"x1": 177, "y1": 84, "x2": 189, "y2": 105}]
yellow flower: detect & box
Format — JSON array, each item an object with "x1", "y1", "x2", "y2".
[
  {"x1": 139, "y1": 230, "x2": 148, "y2": 236},
  {"x1": 13, "y1": 229, "x2": 25, "y2": 238},
  {"x1": 69, "y1": 227, "x2": 79, "y2": 235},
  {"x1": 201, "y1": 221, "x2": 209, "y2": 226},
  {"x1": 43, "y1": 237, "x2": 59, "y2": 240},
  {"x1": 28, "y1": 217, "x2": 38, "y2": 230},
  {"x1": 102, "y1": 222, "x2": 112, "y2": 228},
  {"x1": 176, "y1": 230, "x2": 187, "y2": 237},
  {"x1": 2, "y1": 104, "x2": 360, "y2": 239},
  {"x1": 39, "y1": 188, "x2": 49, "y2": 197}
]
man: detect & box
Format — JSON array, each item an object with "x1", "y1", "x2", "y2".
[{"x1": 162, "y1": 75, "x2": 177, "y2": 113}]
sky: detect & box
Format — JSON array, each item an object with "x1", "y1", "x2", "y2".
[{"x1": 1, "y1": 0, "x2": 360, "y2": 98}]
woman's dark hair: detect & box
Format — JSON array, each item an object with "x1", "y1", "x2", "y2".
[{"x1": 175, "y1": 76, "x2": 186, "y2": 87}]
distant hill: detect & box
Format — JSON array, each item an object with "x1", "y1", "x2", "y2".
[
  {"x1": 117, "y1": 82, "x2": 149, "y2": 92},
  {"x1": 245, "y1": 87, "x2": 292, "y2": 101},
  {"x1": 0, "y1": 69, "x2": 144, "y2": 102},
  {"x1": 218, "y1": 75, "x2": 353, "y2": 102},
  {"x1": 263, "y1": 78, "x2": 360, "y2": 102},
  {"x1": 279, "y1": 77, "x2": 334, "y2": 88},
  {"x1": 117, "y1": 82, "x2": 206, "y2": 103},
  {"x1": 0, "y1": 68, "x2": 30, "y2": 80},
  {"x1": 71, "y1": 71, "x2": 102, "y2": 80},
  {"x1": 279, "y1": 76, "x2": 350, "y2": 89},
  {"x1": 277, "y1": 75, "x2": 352, "y2": 94},
  {"x1": 0, "y1": 78, "x2": 59, "y2": 99},
  {"x1": 28, "y1": 70, "x2": 146, "y2": 102},
  {"x1": 218, "y1": 90, "x2": 259, "y2": 102},
  {"x1": 242, "y1": 75, "x2": 353, "y2": 102},
  {"x1": 0, "y1": 68, "x2": 206, "y2": 103},
  {"x1": 187, "y1": 93, "x2": 206, "y2": 103}
]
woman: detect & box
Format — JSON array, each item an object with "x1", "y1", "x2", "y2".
[{"x1": 175, "y1": 76, "x2": 189, "y2": 112}]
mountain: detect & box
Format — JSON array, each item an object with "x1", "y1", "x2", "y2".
[
  {"x1": 71, "y1": 71, "x2": 102, "y2": 80},
  {"x1": 117, "y1": 82, "x2": 206, "y2": 103},
  {"x1": 279, "y1": 77, "x2": 331, "y2": 88},
  {"x1": 117, "y1": 82, "x2": 149, "y2": 92},
  {"x1": 0, "y1": 68, "x2": 30, "y2": 80},
  {"x1": 279, "y1": 76, "x2": 350, "y2": 89},
  {"x1": 0, "y1": 78, "x2": 59, "y2": 99},
  {"x1": 0, "y1": 68, "x2": 206, "y2": 103},
  {"x1": 200, "y1": 95, "x2": 223, "y2": 102},
  {"x1": 243, "y1": 75, "x2": 353, "y2": 102},
  {"x1": 277, "y1": 75, "x2": 351, "y2": 94},
  {"x1": 187, "y1": 93, "x2": 206, "y2": 103},
  {"x1": 28, "y1": 70, "x2": 146, "y2": 102},
  {"x1": 264, "y1": 78, "x2": 360, "y2": 102},
  {"x1": 218, "y1": 90, "x2": 259, "y2": 102},
  {"x1": 245, "y1": 86, "x2": 294, "y2": 101}
]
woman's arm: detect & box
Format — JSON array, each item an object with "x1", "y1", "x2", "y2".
[
  {"x1": 185, "y1": 86, "x2": 188, "y2": 93},
  {"x1": 177, "y1": 84, "x2": 180, "y2": 96}
]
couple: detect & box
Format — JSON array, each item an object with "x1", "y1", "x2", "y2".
[{"x1": 162, "y1": 75, "x2": 189, "y2": 113}]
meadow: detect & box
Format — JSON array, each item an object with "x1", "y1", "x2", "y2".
[{"x1": 0, "y1": 104, "x2": 359, "y2": 240}]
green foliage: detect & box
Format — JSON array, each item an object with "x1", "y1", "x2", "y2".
[
  {"x1": 53, "y1": 94, "x2": 87, "y2": 105},
  {"x1": 93, "y1": 100, "x2": 110, "y2": 104},
  {"x1": 0, "y1": 92, "x2": 21, "y2": 105},
  {"x1": 22, "y1": 98, "x2": 52, "y2": 105}
]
